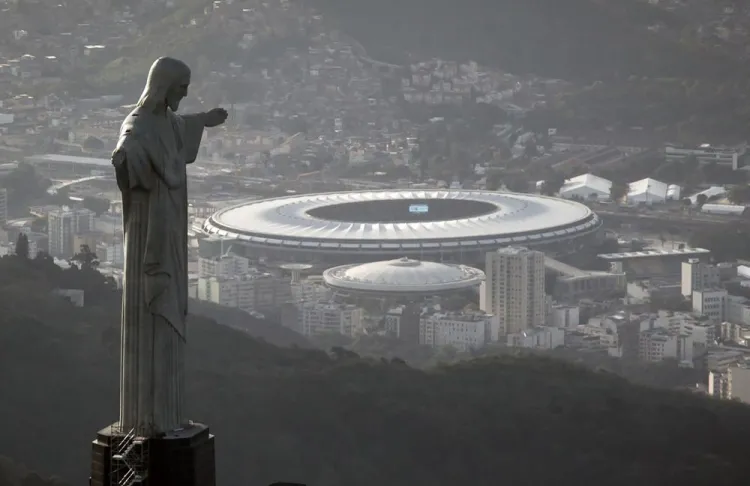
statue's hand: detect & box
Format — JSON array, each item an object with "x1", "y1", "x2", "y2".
[{"x1": 204, "y1": 108, "x2": 228, "y2": 128}]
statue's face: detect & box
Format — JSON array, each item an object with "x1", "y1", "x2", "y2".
[{"x1": 166, "y1": 74, "x2": 190, "y2": 111}]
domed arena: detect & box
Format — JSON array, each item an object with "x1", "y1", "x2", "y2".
[
  {"x1": 202, "y1": 190, "x2": 602, "y2": 265},
  {"x1": 323, "y1": 257, "x2": 486, "y2": 297}
]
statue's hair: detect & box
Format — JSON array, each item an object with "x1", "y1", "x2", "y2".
[{"x1": 136, "y1": 57, "x2": 191, "y2": 112}]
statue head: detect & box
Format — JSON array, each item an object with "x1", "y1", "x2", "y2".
[{"x1": 136, "y1": 57, "x2": 191, "y2": 113}]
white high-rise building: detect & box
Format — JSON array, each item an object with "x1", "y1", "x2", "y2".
[
  {"x1": 0, "y1": 187, "x2": 7, "y2": 226},
  {"x1": 681, "y1": 258, "x2": 719, "y2": 297},
  {"x1": 480, "y1": 247, "x2": 545, "y2": 336},
  {"x1": 47, "y1": 207, "x2": 95, "y2": 258}
]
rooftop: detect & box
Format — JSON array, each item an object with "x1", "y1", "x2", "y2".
[
  {"x1": 323, "y1": 257, "x2": 486, "y2": 294},
  {"x1": 26, "y1": 154, "x2": 111, "y2": 167},
  {"x1": 598, "y1": 248, "x2": 710, "y2": 260}
]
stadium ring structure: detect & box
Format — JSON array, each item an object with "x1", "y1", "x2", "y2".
[
  {"x1": 323, "y1": 257, "x2": 486, "y2": 297},
  {"x1": 202, "y1": 190, "x2": 603, "y2": 265}
]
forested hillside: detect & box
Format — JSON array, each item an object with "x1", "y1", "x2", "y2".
[
  {"x1": 2, "y1": 254, "x2": 750, "y2": 486},
  {"x1": 307, "y1": 0, "x2": 738, "y2": 81}
]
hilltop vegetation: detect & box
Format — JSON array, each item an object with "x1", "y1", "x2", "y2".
[
  {"x1": 2, "y1": 255, "x2": 750, "y2": 485},
  {"x1": 93, "y1": 0, "x2": 310, "y2": 91},
  {"x1": 307, "y1": 0, "x2": 750, "y2": 141},
  {"x1": 308, "y1": 0, "x2": 738, "y2": 81}
]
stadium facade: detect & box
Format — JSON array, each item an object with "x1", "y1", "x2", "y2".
[{"x1": 202, "y1": 190, "x2": 603, "y2": 265}]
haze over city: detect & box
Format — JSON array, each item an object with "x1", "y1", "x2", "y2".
[{"x1": 3, "y1": 0, "x2": 750, "y2": 485}]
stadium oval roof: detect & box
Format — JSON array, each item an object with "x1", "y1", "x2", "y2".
[
  {"x1": 203, "y1": 190, "x2": 601, "y2": 253},
  {"x1": 323, "y1": 257, "x2": 486, "y2": 294}
]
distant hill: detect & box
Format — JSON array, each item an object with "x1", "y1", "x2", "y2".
[
  {"x1": 0, "y1": 456, "x2": 68, "y2": 486},
  {"x1": 307, "y1": 0, "x2": 740, "y2": 82},
  {"x1": 2, "y1": 254, "x2": 750, "y2": 486}
]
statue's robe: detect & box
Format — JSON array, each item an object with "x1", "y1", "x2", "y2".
[{"x1": 113, "y1": 107, "x2": 204, "y2": 434}]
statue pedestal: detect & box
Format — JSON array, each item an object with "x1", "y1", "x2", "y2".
[{"x1": 90, "y1": 423, "x2": 216, "y2": 486}]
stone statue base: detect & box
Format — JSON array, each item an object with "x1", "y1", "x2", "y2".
[{"x1": 90, "y1": 422, "x2": 216, "y2": 486}]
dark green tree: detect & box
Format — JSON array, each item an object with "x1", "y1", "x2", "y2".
[
  {"x1": 540, "y1": 171, "x2": 565, "y2": 196},
  {"x1": 728, "y1": 185, "x2": 750, "y2": 205},
  {"x1": 82, "y1": 196, "x2": 111, "y2": 216},
  {"x1": 504, "y1": 177, "x2": 529, "y2": 193},
  {"x1": 609, "y1": 182, "x2": 629, "y2": 202},
  {"x1": 70, "y1": 244, "x2": 99, "y2": 271},
  {"x1": 15, "y1": 233, "x2": 29, "y2": 259}
]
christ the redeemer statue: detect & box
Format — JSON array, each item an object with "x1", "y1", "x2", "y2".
[{"x1": 112, "y1": 57, "x2": 227, "y2": 435}]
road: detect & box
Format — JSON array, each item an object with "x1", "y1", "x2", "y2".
[{"x1": 596, "y1": 208, "x2": 739, "y2": 228}]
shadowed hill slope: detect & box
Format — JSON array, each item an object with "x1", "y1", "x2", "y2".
[
  {"x1": 188, "y1": 298, "x2": 312, "y2": 348},
  {"x1": 1, "y1": 255, "x2": 750, "y2": 486}
]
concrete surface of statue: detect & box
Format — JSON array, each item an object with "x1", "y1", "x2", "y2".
[{"x1": 112, "y1": 57, "x2": 227, "y2": 435}]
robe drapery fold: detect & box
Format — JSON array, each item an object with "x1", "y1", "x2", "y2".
[{"x1": 114, "y1": 107, "x2": 204, "y2": 434}]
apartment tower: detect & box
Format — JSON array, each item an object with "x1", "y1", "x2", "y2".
[{"x1": 480, "y1": 247, "x2": 545, "y2": 336}]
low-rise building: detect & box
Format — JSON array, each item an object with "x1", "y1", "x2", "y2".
[
  {"x1": 638, "y1": 328, "x2": 693, "y2": 365},
  {"x1": 420, "y1": 311, "x2": 496, "y2": 351},
  {"x1": 692, "y1": 288, "x2": 728, "y2": 321},
  {"x1": 298, "y1": 300, "x2": 363, "y2": 337},
  {"x1": 507, "y1": 326, "x2": 565, "y2": 350},
  {"x1": 196, "y1": 270, "x2": 292, "y2": 314}
]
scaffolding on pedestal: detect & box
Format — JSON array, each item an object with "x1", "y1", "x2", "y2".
[{"x1": 109, "y1": 427, "x2": 149, "y2": 486}]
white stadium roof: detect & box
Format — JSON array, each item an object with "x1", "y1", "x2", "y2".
[
  {"x1": 203, "y1": 190, "x2": 601, "y2": 250},
  {"x1": 323, "y1": 257, "x2": 486, "y2": 294},
  {"x1": 26, "y1": 154, "x2": 111, "y2": 167}
]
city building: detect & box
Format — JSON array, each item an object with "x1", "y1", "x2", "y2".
[
  {"x1": 196, "y1": 271, "x2": 292, "y2": 314},
  {"x1": 558, "y1": 173, "x2": 612, "y2": 200},
  {"x1": 681, "y1": 259, "x2": 720, "y2": 297},
  {"x1": 420, "y1": 311, "x2": 496, "y2": 351},
  {"x1": 97, "y1": 241, "x2": 124, "y2": 267},
  {"x1": 47, "y1": 207, "x2": 95, "y2": 258},
  {"x1": 709, "y1": 370, "x2": 729, "y2": 399},
  {"x1": 727, "y1": 366, "x2": 750, "y2": 404},
  {"x1": 481, "y1": 247, "x2": 545, "y2": 336},
  {"x1": 626, "y1": 178, "x2": 679, "y2": 205},
  {"x1": 692, "y1": 289, "x2": 728, "y2": 322},
  {"x1": 384, "y1": 304, "x2": 422, "y2": 344},
  {"x1": 547, "y1": 304, "x2": 580, "y2": 328},
  {"x1": 720, "y1": 320, "x2": 750, "y2": 344},
  {"x1": 291, "y1": 276, "x2": 332, "y2": 303},
  {"x1": 707, "y1": 349, "x2": 745, "y2": 372},
  {"x1": 638, "y1": 328, "x2": 693, "y2": 365},
  {"x1": 198, "y1": 253, "x2": 250, "y2": 279},
  {"x1": 598, "y1": 247, "x2": 711, "y2": 280},
  {"x1": 664, "y1": 143, "x2": 746, "y2": 170},
  {"x1": 545, "y1": 256, "x2": 626, "y2": 302},
  {"x1": 298, "y1": 300, "x2": 363, "y2": 337},
  {"x1": 0, "y1": 187, "x2": 7, "y2": 226},
  {"x1": 507, "y1": 326, "x2": 565, "y2": 350}
]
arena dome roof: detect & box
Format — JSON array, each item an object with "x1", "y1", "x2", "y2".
[{"x1": 322, "y1": 257, "x2": 486, "y2": 294}]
